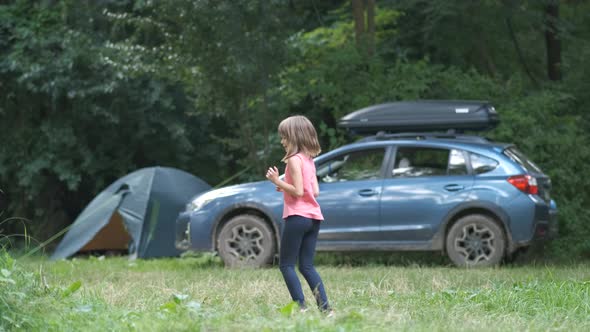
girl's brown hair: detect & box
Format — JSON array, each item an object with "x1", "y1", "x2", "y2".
[{"x1": 278, "y1": 115, "x2": 322, "y2": 162}]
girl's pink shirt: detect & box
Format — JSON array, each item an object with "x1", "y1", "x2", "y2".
[{"x1": 282, "y1": 153, "x2": 324, "y2": 220}]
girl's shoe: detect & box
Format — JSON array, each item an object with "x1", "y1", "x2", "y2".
[{"x1": 298, "y1": 303, "x2": 308, "y2": 313}]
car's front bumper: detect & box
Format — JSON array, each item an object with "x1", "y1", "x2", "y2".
[
  {"x1": 175, "y1": 210, "x2": 215, "y2": 252},
  {"x1": 175, "y1": 211, "x2": 192, "y2": 250}
]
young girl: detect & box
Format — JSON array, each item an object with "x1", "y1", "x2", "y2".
[{"x1": 265, "y1": 115, "x2": 332, "y2": 314}]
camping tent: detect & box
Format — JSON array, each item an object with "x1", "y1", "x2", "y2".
[{"x1": 51, "y1": 167, "x2": 211, "y2": 260}]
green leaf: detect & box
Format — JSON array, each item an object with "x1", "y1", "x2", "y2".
[
  {"x1": 159, "y1": 301, "x2": 177, "y2": 313},
  {"x1": 279, "y1": 301, "x2": 298, "y2": 317},
  {"x1": 62, "y1": 280, "x2": 82, "y2": 298},
  {"x1": 172, "y1": 293, "x2": 189, "y2": 304}
]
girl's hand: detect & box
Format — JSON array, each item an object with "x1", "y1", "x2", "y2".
[{"x1": 266, "y1": 166, "x2": 280, "y2": 184}]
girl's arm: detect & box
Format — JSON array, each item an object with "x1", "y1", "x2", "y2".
[
  {"x1": 312, "y1": 172, "x2": 320, "y2": 198},
  {"x1": 266, "y1": 157, "x2": 304, "y2": 197}
]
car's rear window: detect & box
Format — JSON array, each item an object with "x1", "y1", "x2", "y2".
[
  {"x1": 503, "y1": 147, "x2": 543, "y2": 173},
  {"x1": 469, "y1": 153, "x2": 498, "y2": 174}
]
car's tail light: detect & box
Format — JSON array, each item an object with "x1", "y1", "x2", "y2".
[{"x1": 507, "y1": 174, "x2": 538, "y2": 195}]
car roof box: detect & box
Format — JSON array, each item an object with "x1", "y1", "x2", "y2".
[{"x1": 338, "y1": 100, "x2": 499, "y2": 135}]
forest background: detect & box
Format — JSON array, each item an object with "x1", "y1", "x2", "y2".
[{"x1": 1, "y1": 0, "x2": 589, "y2": 259}]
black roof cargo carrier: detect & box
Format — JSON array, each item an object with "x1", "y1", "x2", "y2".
[{"x1": 338, "y1": 100, "x2": 499, "y2": 135}]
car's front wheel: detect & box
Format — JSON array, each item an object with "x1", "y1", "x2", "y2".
[
  {"x1": 217, "y1": 215, "x2": 276, "y2": 268},
  {"x1": 445, "y1": 214, "x2": 506, "y2": 267}
]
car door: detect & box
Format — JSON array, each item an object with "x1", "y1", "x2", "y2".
[
  {"x1": 315, "y1": 147, "x2": 388, "y2": 245},
  {"x1": 379, "y1": 145, "x2": 474, "y2": 242}
]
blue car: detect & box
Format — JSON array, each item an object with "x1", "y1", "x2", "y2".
[
  {"x1": 175, "y1": 102, "x2": 558, "y2": 267},
  {"x1": 175, "y1": 134, "x2": 557, "y2": 268}
]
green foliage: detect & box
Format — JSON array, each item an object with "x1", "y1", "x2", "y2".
[
  {"x1": 277, "y1": 6, "x2": 440, "y2": 141},
  {"x1": 0, "y1": 1, "x2": 224, "y2": 239},
  {"x1": 385, "y1": 0, "x2": 546, "y2": 81},
  {"x1": 491, "y1": 90, "x2": 590, "y2": 257},
  {"x1": 101, "y1": 0, "x2": 304, "y2": 181},
  {"x1": 2, "y1": 255, "x2": 590, "y2": 331},
  {"x1": 1, "y1": 0, "x2": 590, "y2": 259}
]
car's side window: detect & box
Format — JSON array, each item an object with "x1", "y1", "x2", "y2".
[
  {"x1": 469, "y1": 153, "x2": 499, "y2": 174},
  {"x1": 448, "y1": 149, "x2": 468, "y2": 175},
  {"x1": 393, "y1": 147, "x2": 467, "y2": 177},
  {"x1": 317, "y1": 148, "x2": 385, "y2": 183}
]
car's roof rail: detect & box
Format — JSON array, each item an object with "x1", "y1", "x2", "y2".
[{"x1": 359, "y1": 130, "x2": 492, "y2": 143}]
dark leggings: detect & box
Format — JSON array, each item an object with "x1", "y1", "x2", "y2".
[{"x1": 279, "y1": 215, "x2": 330, "y2": 310}]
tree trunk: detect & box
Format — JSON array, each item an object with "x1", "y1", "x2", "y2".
[
  {"x1": 366, "y1": 0, "x2": 375, "y2": 56},
  {"x1": 477, "y1": 40, "x2": 497, "y2": 77},
  {"x1": 352, "y1": 0, "x2": 365, "y2": 49},
  {"x1": 506, "y1": 16, "x2": 539, "y2": 87},
  {"x1": 545, "y1": 1, "x2": 561, "y2": 81}
]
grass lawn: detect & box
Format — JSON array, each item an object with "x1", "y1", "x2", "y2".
[{"x1": 2, "y1": 253, "x2": 590, "y2": 331}]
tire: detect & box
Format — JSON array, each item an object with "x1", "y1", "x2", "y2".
[
  {"x1": 445, "y1": 214, "x2": 506, "y2": 267},
  {"x1": 217, "y1": 215, "x2": 276, "y2": 268}
]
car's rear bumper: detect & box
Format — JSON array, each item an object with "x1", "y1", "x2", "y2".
[
  {"x1": 512, "y1": 198, "x2": 557, "y2": 250},
  {"x1": 530, "y1": 216, "x2": 556, "y2": 241},
  {"x1": 531, "y1": 198, "x2": 558, "y2": 240},
  {"x1": 548, "y1": 202, "x2": 559, "y2": 239}
]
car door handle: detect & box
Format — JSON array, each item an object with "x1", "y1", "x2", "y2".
[
  {"x1": 358, "y1": 189, "x2": 377, "y2": 196},
  {"x1": 444, "y1": 184, "x2": 464, "y2": 192}
]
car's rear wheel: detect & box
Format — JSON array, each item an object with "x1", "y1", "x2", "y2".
[
  {"x1": 445, "y1": 214, "x2": 505, "y2": 267},
  {"x1": 217, "y1": 215, "x2": 276, "y2": 268}
]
